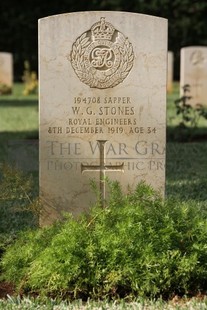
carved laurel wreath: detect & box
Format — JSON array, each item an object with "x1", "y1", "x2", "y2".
[{"x1": 70, "y1": 31, "x2": 134, "y2": 89}]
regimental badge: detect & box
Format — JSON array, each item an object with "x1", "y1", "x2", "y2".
[{"x1": 69, "y1": 17, "x2": 134, "y2": 89}]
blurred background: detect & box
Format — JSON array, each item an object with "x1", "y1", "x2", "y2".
[{"x1": 0, "y1": 0, "x2": 207, "y2": 81}]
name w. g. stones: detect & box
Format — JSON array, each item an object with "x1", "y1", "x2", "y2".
[{"x1": 47, "y1": 94, "x2": 157, "y2": 135}]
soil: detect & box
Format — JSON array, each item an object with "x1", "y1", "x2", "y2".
[
  {"x1": 0, "y1": 281, "x2": 15, "y2": 299},
  {"x1": 0, "y1": 280, "x2": 206, "y2": 307}
]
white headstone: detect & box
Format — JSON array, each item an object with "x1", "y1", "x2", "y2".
[
  {"x1": 167, "y1": 51, "x2": 173, "y2": 93},
  {"x1": 39, "y1": 12, "x2": 167, "y2": 225},
  {"x1": 180, "y1": 46, "x2": 207, "y2": 106},
  {"x1": 0, "y1": 52, "x2": 13, "y2": 93}
]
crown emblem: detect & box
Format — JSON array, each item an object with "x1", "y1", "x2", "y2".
[
  {"x1": 70, "y1": 17, "x2": 134, "y2": 88},
  {"x1": 91, "y1": 17, "x2": 115, "y2": 41}
]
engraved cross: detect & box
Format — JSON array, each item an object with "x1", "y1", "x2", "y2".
[{"x1": 81, "y1": 140, "x2": 124, "y2": 207}]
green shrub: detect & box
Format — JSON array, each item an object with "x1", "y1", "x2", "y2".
[
  {"x1": 0, "y1": 83, "x2": 12, "y2": 95},
  {"x1": 1, "y1": 181, "x2": 207, "y2": 300}
]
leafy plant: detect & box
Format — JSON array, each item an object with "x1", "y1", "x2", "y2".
[
  {"x1": 22, "y1": 61, "x2": 38, "y2": 95},
  {"x1": 175, "y1": 84, "x2": 207, "y2": 128},
  {"x1": 0, "y1": 83, "x2": 12, "y2": 95},
  {"x1": 1, "y1": 181, "x2": 207, "y2": 300}
]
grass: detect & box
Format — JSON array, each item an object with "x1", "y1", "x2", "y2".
[
  {"x1": 166, "y1": 83, "x2": 207, "y2": 203},
  {"x1": 0, "y1": 83, "x2": 38, "y2": 132},
  {"x1": 0, "y1": 296, "x2": 207, "y2": 309},
  {"x1": 166, "y1": 142, "x2": 207, "y2": 200},
  {"x1": 0, "y1": 83, "x2": 38, "y2": 163},
  {"x1": 0, "y1": 82, "x2": 207, "y2": 308}
]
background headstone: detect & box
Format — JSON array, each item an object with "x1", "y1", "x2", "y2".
[
  {"x1": 180, "y1": 46, "x2": 207, "y2": 106},
  {"x1": 0, "y1": 52, "x2": 13, "y2": 94},
  {"x1": 39, "y1": 11, "x2": 167, "y2": 225},
  {"x1": 167, "y1": 51, "x2": 173, "y2": 93}
]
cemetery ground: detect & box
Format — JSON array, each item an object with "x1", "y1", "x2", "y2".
[{"x1": 0, "y1": 83, "x2": 207, "y2": 309}]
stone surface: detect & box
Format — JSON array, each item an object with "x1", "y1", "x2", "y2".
[
  {"x1": 167, "y1": 51, "x2": 173, "y2": 93},
  {"x1": 0, "y1": 52, "x2": 13, "y2": 92},
  {"x1": 180, "y1": 46, "x2": 207, "y2": 106},
  {"x1": 39, "y1": 11, "x2": 167, "y2": 225}
]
